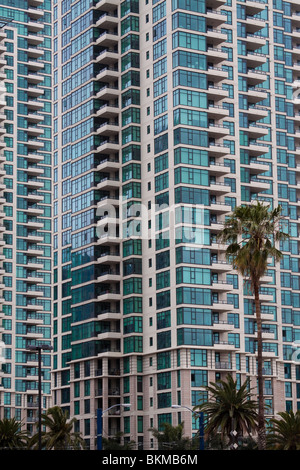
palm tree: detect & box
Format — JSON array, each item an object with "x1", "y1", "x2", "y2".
[
  {"x1": 103, "y1": 431, "x2": 135, "y2": 450},
  {"x1": 149, "y1": 422, "x2": 192, "y2": 450},
  {"x1": 266, "y1": 410, "x2": 300, "y2": 450},
  {"x1": 218, "y1": 202, "x2": 288, "y2": 449},
  {"x1": 0, "y1": 417, "x2": 29, "y2": 450},
  {"x1": 194, "y1": 374, "x2": 259, "y2": 449},
  {"x1": 29, "y1": 406, "x2": 85, "y2": 450}
]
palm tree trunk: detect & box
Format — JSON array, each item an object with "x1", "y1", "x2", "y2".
[{"x1": 254, "y1": 282, "x2": 266, "y2": 450}]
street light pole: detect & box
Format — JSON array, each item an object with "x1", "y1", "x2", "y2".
[
  {"x1": 97, "y1": 403, "x2": 131, "y2": 450},
  {"x1": 172, "y1": 404, "x2": 205, "y2": 450},
  {"x1": 27, "y1": 344, "x2": 53, "y2": 451}
]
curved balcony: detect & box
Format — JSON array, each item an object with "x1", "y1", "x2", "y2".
[
  {"x1": 246, "y1": 69, "x2": 268, "y2": 86},
  {"x1": 246, "y1": 123, "x2": 269, "y2": 138},
  {"x1": 205, "y1": 27, "x2": 227, "y2": 45},
  {"x1": 206, "y1": 9, "x2": 227, "y2": 26},
  {"x1": 206, "y1": 46, "x2": 228, "y2": 63},
  {"x1": 27, "y1": 46, "x2": 44, "y2": 59},
  {"x1": 207, "y1": 104, "x2": 230, "y2": 119},
  {"x1": 212, "y1": 321, "x2": 235, "y2": 332},
  {"x1": 97, "y1": 104, "x2": 120, "y2": 119},
  {"x1": 96, "y1": 66, "x2": 119, "y2": 82},
  {"x1": 211, "y1": 259, "x2": 232, "y2": 271},
  {"x1": 213, "y1": 340, "x2": 236, "y2": 351},
  {"x1": 208, "y1": 123, "x2": 230, "y2": 137},
  {"x1": 246, "y1": 105, "x2": 269, "y2": 120},
  {"x1": 245, "y1": 15, "x2": 266, "y2": 34},
  {"x1": 97, "y1": 175, "x2": 120, "y2": 190},
  {"x1": 206, "y1": 66, "x2": 228, "y2": 82},
  {"x1": 242, "y1": 159, "x2": 269, "y2": 175},
  {"x1": 211, "y1": 280, "x2": 234, "y2": 291},
  {"x1": 211, "y1": 300, "x2": 234, "y2": 311},
  {"x1": 209, "y1": 181, "x2": 232, "y2": 194},
  {"x1": 97, "y1": 250, "x2": 120, "y2": 265},
  {"x1": 97, "y1": 156, "x2": 120, "y2": 172},
  {"x1": 244, "y1": 34, "x2": 266, "y2": 50},
  {"x1": 27, "y1": 20, "x2": 44, "y2": 33},
  {"x1": 96, "y1": 32, "x2": 118, "y2": 48},
  {"x1": 244, "y1": 0, "x2": 267, "y2": 15},
  {"x1": 27, "y1": 60, "x2": 44, "y2": 72},
  {"x1": 206, "y1": 84, "x2": 228, "y2": 100},
  {"x1": 209, "y1": 161, "x2": 231, "y2": 176},
  {"x1": 95, "y1": 48, "x2": 119, "y2": 65},
  {"x1": 247, "y1": 140, "x2": 270, "y2": 157},
  {"x1": 208, "y1": 142, "x2": 230, "y2": 157},
  {"x1": 96, "y1": 121, "x2": 120, "y2": 137},
  {"x1": 242, "y1": 178, "x2": 270, "y2": 193},
  {"x1": 97, "y1": 85, "x2": 119, "y2": 100},
  {"x1": 95, "y1": 0, "x2": 119, "y2": 11},
  {"x1": 27, "y1": 33, "x2": 44, "y2": 45}
]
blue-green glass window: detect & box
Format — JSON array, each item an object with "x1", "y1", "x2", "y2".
[
  {"x1": 172, "y1": 0, "x2": 205, "y2": 14},
  {"x1": 173, "y1": 89, "x2": 207, "y2": 109},
  {"x1": 172, "y1": 11, "x2": 205, "y2": 32},
  {"x1": 174, "y1": 166, "x2": 209, "y2": 186},
  {"x1": 178, "y1": 328, "x2": 213, "y2": 346},
  {"x1": 173, "y1": 50, "x2": 206, "y2": 71},
  {"x1": 172, "y1": 31, "x2": 205, "y2": 52}
]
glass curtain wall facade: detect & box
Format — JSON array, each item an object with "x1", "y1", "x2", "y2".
[
  {"x1": 53, "y1": 0, "x2": 300, "y2": 450},
  {"x1": 0, "y1": 1, "x2": 52, "y2": 436}
]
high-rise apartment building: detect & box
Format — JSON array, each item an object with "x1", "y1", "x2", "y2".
[
  {"x1": 50, "y1": 0, "x2": 300, "y2": 450},
  {"x1": 0, "y1": 1, "x2": 52, "y2": 435}
]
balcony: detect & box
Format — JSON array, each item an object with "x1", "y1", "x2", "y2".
[
  {"x1": 247, "y1": 141, "x2": 270, "y2": 157},
  {"x1": 246, "y1": 123, "x2": 269, "y2": 138},
  {"x1": 208, "y1": 123, "x2": 230, "y2": 137},
  {"x1": 97, "y1": 176, "x2": 120, "y2": 190},
  {"x1": 209, "y1": 181, "x2": 232, "y2": 194},
  {"x1": 206, "y1": 9, "x2": 227, "y2": 26},
  {"x1": 97, "y1": 156, "x2": 120, "y2": 172},
  {"x1": 206, "y1": 46, "x2": 228, "y2": 63},
  {"x1": 27, "y1": 20, "x2": 44, "y2": 32},
  {"x1": 95, "y1": 48, "x2": 119, "y2": 65},
  {"x1": 97, "y1": 85, "x2": 119, "y2": 100},
  {"x1": 244, "y1": 34, "x2": 266, "y2": 50},
  {"x1": 211, "y1": 280, "x2": 233, "y2": 291},
  {"x1": 208, "y1": 142, "x2": 229, "y2": 156},
  {"x1": 245, "y1": 15, "x2": 266, "y2": 33},
  {"x1": 244, "y1": 0, "x2": 267, "y2": 15},
  {"x1": 209, "y1": 161, "x2": 231, "y2": 176},
  {"x1": 207, "y1": 104, "x2": 230, "y2": 119},
  {"x1": 97, "y1": 308, "x2": 121, "y2": 321},
  {"x1": 246, "y1": 105, "x2": 269, "y2": 120},
  {"x1": 97, "y1": 104, "x2": 120, "y2": 119},
  {"x1": 27, "y1": 7, "x2": 44, "y2": 18},
  {"x1": 96, "y1": 32, "x2": 118, "y2": 47},
  {"x1": 96, "y1": 121, "x2": 120, "y2": 137},
  {"x1": 213, "y1": 322, "x2": 235, "y2": 334},
  {"x1": 27, "y1": 33, "x2": 44, "y2": 45},
  {"x1": 96, "y1": 66, "x2": 119, "y2": 82},
  {"x1": 206, "y1": 66, "x2": 228, "y2": 81},
  {"x1": 213, "y1": 340, "x2": 236, "y2": 351},
  {"x1": 243, "y1": 178, "x2": 270, "y2": 193},
  {"x1": 97, "y1": 251, "x2": 120, "y2": 265},
  {"x1": 211, "y1": 259, "x2": 232, "y2": 271},
  {"x1": 95, "y1": 0, "x2": 119, "y2": 11},
  {"x1": 205, "y1": 28, "x2": 227, "y2": 45},
  {"x1": 211, "y1": 300, "x2": 234, "y2": 311},
  {"x1": 96, "y1": 140, "x2": 120, "y2": 156},
  {"x1": 242, "y1": 159, "x2": 269, "y2": 175},
  {"x1": 246, "y1": 69, "x2": 268, "y2": 85},
  {"x1": 206, "y1": 84, "x2": 228, "y2": 100}
]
